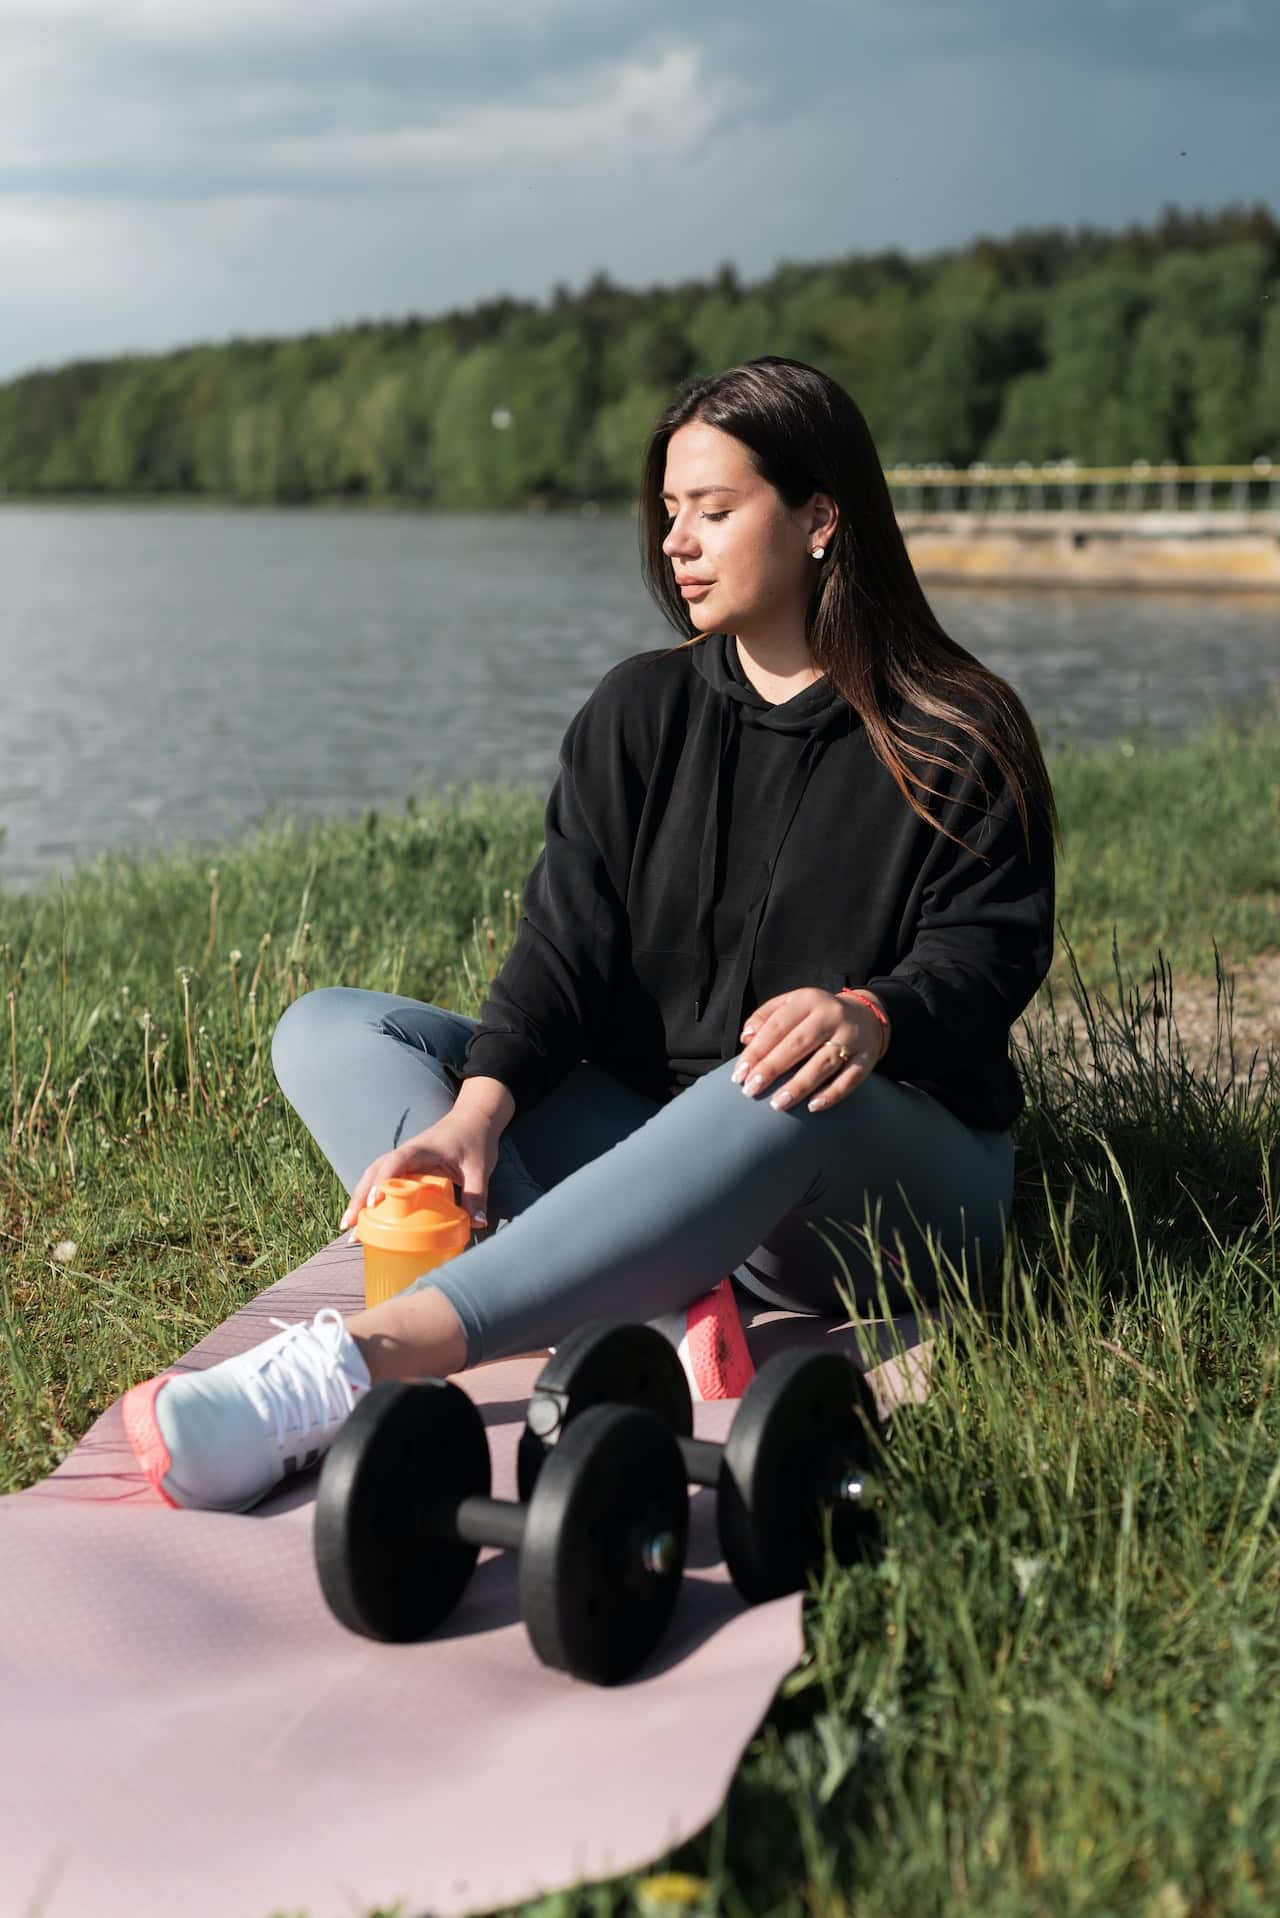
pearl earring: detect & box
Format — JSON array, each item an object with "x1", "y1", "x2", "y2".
[{"x1": 811, "y1": 546, "x2": 825, "y2": 560}]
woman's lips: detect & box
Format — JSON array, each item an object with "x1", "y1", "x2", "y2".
[{"x1": 679, "y1": 581, "x2": 714, "y2": 598}]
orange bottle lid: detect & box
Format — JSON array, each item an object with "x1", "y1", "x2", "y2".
[{"x1": 354, "y1": 1175, "x2": 472, "y2": 1257}]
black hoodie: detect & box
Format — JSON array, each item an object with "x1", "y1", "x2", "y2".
[{"x1": 460, "y1": 631, "x2": 1055, "y2": 1133}]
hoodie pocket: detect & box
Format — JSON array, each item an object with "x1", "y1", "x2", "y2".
[
  {"x1": 604, "y1": 947, "x2": 695, "y2": 1052},
  {"x1": 628, "y1": 945, "x2": 696, "y2": 999}
]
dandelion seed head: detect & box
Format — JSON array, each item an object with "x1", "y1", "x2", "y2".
[{"x1": 1013, "y1": 1554, "x2": 1046, "y2": 1599}]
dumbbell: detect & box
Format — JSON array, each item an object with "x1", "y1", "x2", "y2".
[
  {"x1": 314, "y1": 1375, "x2": 689, "y2": 1685},
  {"x1": 517, "y1": 1322, "x2": 884, "y2": 1605}
]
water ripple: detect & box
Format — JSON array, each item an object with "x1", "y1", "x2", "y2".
[{"x1": 0, "y1": 504, "x2": 1276, "y2": 893}]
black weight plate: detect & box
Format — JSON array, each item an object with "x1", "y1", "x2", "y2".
[
  {"x1": 718, "y1": 1348, "x2": 881, "y2": 1604},
  {"x1": 517, "y1": 1320, "x2": 693, "y2": 1503},
  {"x1": 314, "y1": 1378, "x2": 490, "y2": 1642},
  {"x1": 519, "y1": 1402, "x2": 689, "y2": 1686}
]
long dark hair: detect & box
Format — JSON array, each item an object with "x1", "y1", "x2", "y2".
[{"x1": 637, "y1": 355, "x2": 1061, "y2": 854}]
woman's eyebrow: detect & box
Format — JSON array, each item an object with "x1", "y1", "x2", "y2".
[{"x1": 660, "y1": 485, "x2": 742, "y2": 501}]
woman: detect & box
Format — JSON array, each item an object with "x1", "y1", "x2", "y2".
[{"x1": 123, "y1": 355, "x2": 1058, "y2": 1514}]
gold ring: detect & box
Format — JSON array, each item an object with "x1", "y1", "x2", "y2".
[{"x1": 832, "y1": 1043, "x2": 851, "y2": 1066}]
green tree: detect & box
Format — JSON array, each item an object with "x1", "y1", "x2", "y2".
[
  {"x1": 986, "y1": 264, "x2": 1149, "y2": 463},
  {"x1": 294, "y1": 382, "x2": 357, "y2": 496},
  {"x1": 227, "y1": 397, "x2": 302, "y2": 500},
  {"x1": 504, "y1": 331, "x2": 594, "y2": 500},
  {"x1": 891, "y1": 290, "x2": 1043, "y2": 466},
  {"x1": 600, "y1": 315, "x2": 692, "y2": 404},
  {"x1": 1187, "y1": 334, "x2": 1257, "y2": 464},
  {"x1": 1121, "y1": 246, "x2": 1271, "y2": 461},
  {"x1": 4, "y1": 211, "x2": 1278, "y2": 502},
  {"x1": 1254, "y1": 301, "x2": 1280, "y2": 460},
  {"x1": 813, "y1": 282, "x2": 927, "y2": 448},
  {"x1": 431, "y1": 345, "x2": 512, "y2": 508},
  {"x1": 590, "y1": 382, "x2": 670, "y2": 496},
  {"x1": 394, "y1": 340, "x2": 461, "y2": 499},
  {"x1": 685, "y1": 296, "x2": 779, "y2": 378}
]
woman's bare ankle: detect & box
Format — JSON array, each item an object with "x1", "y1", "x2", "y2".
[{"x1": 346, "y1": 1285, "x2": 470, "y2": 1383}]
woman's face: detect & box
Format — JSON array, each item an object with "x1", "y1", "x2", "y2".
[{"x1": 660, "y1": 420, "x2": 833, "y2": 639}]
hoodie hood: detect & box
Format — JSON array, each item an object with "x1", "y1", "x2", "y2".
[{"x1": 688, "y1": 632, "x2": 856, "y2": 1048}]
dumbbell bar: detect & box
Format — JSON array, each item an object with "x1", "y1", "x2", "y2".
[
  {"x1": 315, "y1": 1376, "x2": 689, "y2": 1685},
  {"x1": 517, "y1": 1323, "x2": 884, "y2": 1604}
]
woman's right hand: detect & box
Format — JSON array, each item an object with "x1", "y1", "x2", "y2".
[{"x1": 339, "y1": 1112, "x2": 501, "y2": 1241}]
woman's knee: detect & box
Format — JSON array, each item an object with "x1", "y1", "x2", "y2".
[{"x1": 270, "y1": 986, "x2": 375, "y2": 1092}]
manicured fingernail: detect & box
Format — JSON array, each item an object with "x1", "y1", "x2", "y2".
[
  {"x1": 345, "y1": 1229, "x2": 357, "y2": 1246},
  {"x1": 731, "y1": 1061, "x2": 745, "y2": 1084},
  {"x1": 770, "y1": 1090, "x2": 791, "y2": 1110},
  {"x1": 368, "y1": 1186, "x2": 380, "y2": 1206},
  {"x1": 339, "y1": 1208, "x2": 352, "y2": 1230},
  {"x1": 741, "y1": 1025, "x2": 755, "y2": 1038},
  {"x1": 745, "y1": 1074, "x2": 763, "y2": 1095}
]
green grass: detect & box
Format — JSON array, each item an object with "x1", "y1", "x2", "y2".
[
  {"x1": 1043, "y1": 702, "x2": 1280, "y2": 985},
  {"x1": 2, "y1": 708, "x2": 1279, "y2": 1916}
]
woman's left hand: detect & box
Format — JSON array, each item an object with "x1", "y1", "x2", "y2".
[{"x1": 730, "y1": 986, "x2": 889, "y2": 1114}]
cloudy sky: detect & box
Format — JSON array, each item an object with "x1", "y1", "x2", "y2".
[{"x1": 1, "y1": 0, "x2": 1276, "y2": 382}]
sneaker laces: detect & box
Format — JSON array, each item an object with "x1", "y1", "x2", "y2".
[{"x1": 250, "y1": 1307, "x2": 363, "y2": 1454}]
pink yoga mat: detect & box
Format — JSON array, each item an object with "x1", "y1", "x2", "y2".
[{"x1": 2, "y1": 1238, "x2": 930, "y2": 1918}]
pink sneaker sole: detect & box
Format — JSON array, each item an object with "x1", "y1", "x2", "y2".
[
  {"x1": 121, "y1": 1374, "x2": 180, "y2": 1508},
  {"x1": 685, "y1": 1278, "x2": 756, "y2": 1400}
]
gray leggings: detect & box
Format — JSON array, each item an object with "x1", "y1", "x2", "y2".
[{"x1": 271, "y1": 988, "x2": 1016, "y2": 1368}]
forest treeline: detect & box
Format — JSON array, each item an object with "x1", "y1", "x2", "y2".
[{"x1": 1, "y1": 202, "x2": 1277, "y2": 506}]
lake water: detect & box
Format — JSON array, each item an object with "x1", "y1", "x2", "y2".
[{"x1": 2, "y1": 503, "x2": 1277, "y2": 895}]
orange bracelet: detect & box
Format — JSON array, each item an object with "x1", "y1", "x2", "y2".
[{"x1": 837, "y1": 987, "x2": 891, "y2": 1061}]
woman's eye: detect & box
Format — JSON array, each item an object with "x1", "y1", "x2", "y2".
[{"x1": 661, "y1": 510, "x2": 728, "y2": 525}]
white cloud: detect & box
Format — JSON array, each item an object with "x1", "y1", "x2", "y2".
[
  {"x1": 0, "y1": 2, "x2": 1272, "y2": 380},
  {"x1": 0, "y1": 33, "x2": 751, "y2": 193},
  {"x1": 255, "y1": 47, "x2": 747, "y2": 185}
]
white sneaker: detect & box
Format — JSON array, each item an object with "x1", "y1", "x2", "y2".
[{"x1": 122, "y1": 1308, "x2": 371, "y2": 1513}]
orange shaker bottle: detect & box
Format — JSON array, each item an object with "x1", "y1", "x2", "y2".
[{"x1": 354, "y1": 1174, "x2": 473, "y2": 1309}]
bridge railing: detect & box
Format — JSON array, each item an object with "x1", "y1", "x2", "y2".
[{"x1": 884, "y1": 459, "x2": 1278, "y2": 515}]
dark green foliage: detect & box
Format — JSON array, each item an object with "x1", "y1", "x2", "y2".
[{"x1": 3, "y1": 205, "x2": 1277, "y2": 504}]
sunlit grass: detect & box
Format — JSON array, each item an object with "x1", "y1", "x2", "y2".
[{"x1": 1, "y1": 709, "x2": 1278, "y2": 1915}]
